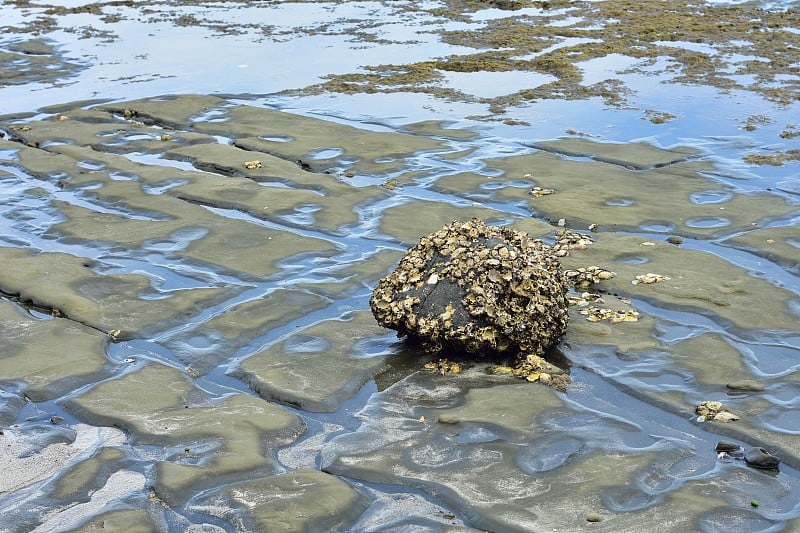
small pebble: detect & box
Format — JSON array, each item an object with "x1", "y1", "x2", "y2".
[
  {"x1": 751, "y1": 500, "x2": 759, "y2": 507},
  {"x1": 715, "y1": 441, "x2": 741, "y2": 453},
  {"x1": 50, "y1": 416, "x2": 64, "y2": 425},
  {"x1": 666, "y1": 235, "x2": 684, "y2": 245},
  {"x1": 745, "y1": 447, "x2": 780, "y2": 470},
  {"x1": 726, "y1": 380, "x2": 765, "y2": 392},
  {"x1": 586, "y1": 512, "x2": 601, "y2": 522}
]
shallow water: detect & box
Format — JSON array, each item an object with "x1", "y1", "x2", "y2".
[{"x1": 0, "y1": 1, "x2": 799, "y2": 532}]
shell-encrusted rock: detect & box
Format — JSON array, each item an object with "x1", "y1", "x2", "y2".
[{"x1": 370, "y1": 218, "x2": 569, "y2": 356}]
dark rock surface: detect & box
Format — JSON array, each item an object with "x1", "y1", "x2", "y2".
[{"x1": 371, "y1": 218, "x2": 569, "y2": 356}]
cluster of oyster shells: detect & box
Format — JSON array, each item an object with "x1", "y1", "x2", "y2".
[
  {"x1": 552, "y1": 229, "x2": 594, "y2": 257},
  {"x1": 528, "y1": 186, "x2": 555, "y2": 197},
  {"x1": 564, "y1": 265, "x2": 616, "y2": 287},
  {"x1": 632, "y1": 272, "x2": 670, "y2": 285},
  {"x1": 490, "y1": 353, "x2": 571, "y2": 392},
  {"x1": 578, "y1": 306, "x2": 640, "y2": 323},
  {"x1": 370, "y1": 218, "x2": 569, "y2": 356},
  {"x1": 695, "y1": 400, "x2": 740, "y2": 423},
  {"x1": 423, "y1": 359, "x2": 462, "y2": 375}
]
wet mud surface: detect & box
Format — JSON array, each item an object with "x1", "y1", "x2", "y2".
[{"x1": 1, "y1": 1, "x2": 799, "y2": 532}]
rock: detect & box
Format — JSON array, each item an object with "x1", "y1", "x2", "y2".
[
  {"x1": 715, "y1": 441, "x2": 745, "y2": 459},
  {"x1": 744, "y1": 447, "x2": 780, "y2": 470},
  {"x1": 371, "y1": 219, "x2": 569, "y2": 356},
  {"x1": 586, "y1": 512, "x2": 601, "y2": 522},
  {"x1": 726, "y1": 379, "x2": 765, "y2": 393}
]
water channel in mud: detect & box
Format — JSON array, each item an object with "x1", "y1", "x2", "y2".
[{"x1": 1, "y1": 1, "x2": 799, "y2": 531}]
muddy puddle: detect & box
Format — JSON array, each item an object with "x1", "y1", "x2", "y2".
[{"x1": 1, "y1": 1, "x2": 799, "y2": 532}]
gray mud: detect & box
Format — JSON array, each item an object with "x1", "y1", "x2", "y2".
[{"x1": 1, "y1": 1, "x2": 799, "y2": 532}]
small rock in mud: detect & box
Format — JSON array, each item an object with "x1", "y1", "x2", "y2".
[
  {"x1": 745, "y1": 447, "x2": 780, "y2": 470},
  {"x1": 370, "y1": 218, "x2": 569, "y2": 356},
  {"x1": 715, "y1": 441, "x2": 745, "y2": 459},
  {"x1": 726, "y1": 380, "x2": 765, "y2": 393}
]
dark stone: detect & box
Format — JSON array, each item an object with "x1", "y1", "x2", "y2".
[
  {"x1": 745, "y1": 447, "x2": 780, "y2": 470},
  {"x1": 370, "y1": 219, "x2": 569, "y2": 356}
]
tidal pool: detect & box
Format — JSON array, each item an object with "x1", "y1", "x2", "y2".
[{"x1": 0, "y1": 1, "x2": 799, "y2": 532}]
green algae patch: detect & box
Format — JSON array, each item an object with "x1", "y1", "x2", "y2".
[
  {"x1": 0, "y1": 299, "x2": 111, "y2": 402},
  {"x1": 236, "y1": 311, "x2": 397, "y2": 412},
  {"x1": 0, "y1": 247, "x2": 229, "y2": 339},
  {"x1": 192, "y1": 468, "x2": 368, "y2": 532},
  {"x1": 65, "y1": 363, "x2": 304, "y2": 505},
  {"x1": 163, "y1": 289, "x2": 329, "y2": 374}
]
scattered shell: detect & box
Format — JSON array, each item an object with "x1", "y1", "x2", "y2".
[
  {"x1": 632, "y1": 273, "x2": 670, "y2": 285},
  {"x1": 568, "y1": 292, "x2": 604, "y2": 307},
  {"x1": 529, "y1": 186, "x2": 555, "y2": 197},
  {"x1": 563, "y1": 266, "x2": 616, "y2": 287},
  {"x1": 713, "y1": 411, "x2": 740, "y2": 422},
  {"x1": 243, "y1": 160, "x2": 263, "y2": 169},
  {"x1": 552, "y1": 230, "x2": 594, "y2": 256},
  {"x1": 418, "y1": 416, "x2": 426, "y2": 424},
  {"x1": 489, "y1": 353, "x2": 570, "y2": 391},
  {"x1": 159, "y1": 134, "x2": 173, "y2": 141},
  {"x1": 578, "y1": 306, "x2": 640, "y2": 323},
  {"x1": 695, "y1": 400, "x2": 739, "y2": 422}
]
